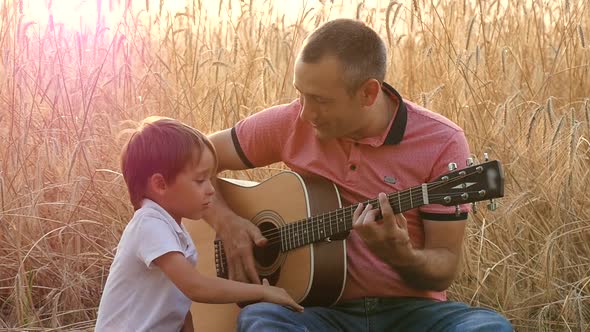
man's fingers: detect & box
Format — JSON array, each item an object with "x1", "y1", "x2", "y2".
[
  {"x1": 395, "y1": 213, "x2": 408, "y2": 230},
  {"x1": 362, "y1": 208, "x2": 381, "y2": 225},
  {"x1": 247, "y1": 224, "x2": 267, "y2": 246},
  {"x1": 228, "y1": 259, "x2": 246, "y2": 282},
  {"x1": 353, "y1": 203, "x2": 364, "y2": 221},
  {"x1": 378, "y1": 193, "x2": 394, "y2": 217},
  {"x1": 244, "y1": 255, "x2": 261, "y2": 284},
  {"x1": 355, "y1": 204, "x2": 373, "y2": 226}
]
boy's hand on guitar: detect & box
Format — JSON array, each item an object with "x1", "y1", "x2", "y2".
[
  {"x1": 218, "y1": 213, "x2": 267, "y2": 284},
  {"x1": 352, "y1": 193, "x2": 419, "y2": 268},
  {"x1": 260, "y1": 278, "x2": 304, "y2": 313}
]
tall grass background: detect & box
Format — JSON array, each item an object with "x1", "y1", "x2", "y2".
[{"x1": 0, "y1": 0, "x2": 589, "y2": 330}]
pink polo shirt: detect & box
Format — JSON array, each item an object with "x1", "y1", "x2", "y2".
[{"x1": 232, "y1": 83, "x2": 471, "y2": 302}]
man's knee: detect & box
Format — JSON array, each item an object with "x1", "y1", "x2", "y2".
[
  {"x1": 486, "y1": 311, "x2": 513, "y2": 332},
  {"x1": 237, "y1": 302, "x2": 292, "y2": 332},
  {"x1": 238, "y1": 302, "x2": 271, "y2": 327},
  {"x1": 461, "y1": 308, "x2": 513, "y2": 332}
]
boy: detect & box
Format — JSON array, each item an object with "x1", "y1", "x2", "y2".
[{"x1": 96, "y1": 116, "x2": 303, "y2": 331}]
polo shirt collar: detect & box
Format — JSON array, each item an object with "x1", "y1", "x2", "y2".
[
  {"x1": 382, "y1": 82, "x2": 407, "y2": 145},
  {"x1": 141, "y1": 198, "x2": 184, "y2": 234},
  {"x1": 350, "y1": 82, "x2": 407, "y2": 147}
]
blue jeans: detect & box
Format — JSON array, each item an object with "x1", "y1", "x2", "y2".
[{"x1": 238, "y1": 297, "x2": 513, "y2": 332}]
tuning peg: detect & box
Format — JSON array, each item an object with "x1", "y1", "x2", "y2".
[
  {"x1": 487, "y1": 199, "x2": 497, "y2": 211},
  {"x1": 466, "y1": 158, "x2": 474, "y2": 166},
  {"x1": 471, "y1": 202, "x2": 478, "y2": 214},
  {"x1": 448, "y1": 162, "x2": 457, "y2": 171},
  {"x1": 484, "y1": 153, "x2": 489, "y2": 162}
]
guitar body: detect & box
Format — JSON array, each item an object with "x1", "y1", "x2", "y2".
[
  {"x1": 185, "y1": 160, "x2": 505, "y2": 331},
  {"x1": 186, "y1": 172, "x2": 347, "y2": 331},
  {"x1": 216, "y1": 171, "x2": 347, "y2": 306}
]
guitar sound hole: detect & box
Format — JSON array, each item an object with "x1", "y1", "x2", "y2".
[{"x1": 254, "y1": 221, "x2": 280, "y2": 268}]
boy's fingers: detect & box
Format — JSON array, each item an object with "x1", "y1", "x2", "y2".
[{"x1": 293, "y1": 303, "x2": 304, "y2": 312}]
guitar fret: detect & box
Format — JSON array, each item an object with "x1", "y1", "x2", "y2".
[
  {"x1": 284, "y1": 224, "x2": 289, "y2": 251},
  {"x1": 315, "y1": 216, "x2": 320, "y2": 242},
  {"x1": 329, "y1": 212, "x2": 334, "y2": 237},
  {"x1": 315, "y1": 216, "x2": 320, "y2": 241},
  {"x1": 301, "y1": 220, "x2": 305, "y2": 246},
  {"x1": 296, "y1": 221, "x2": 301, "y2": 248},
  {"x1": 280, "y1": 225, "x2": 284, "y2": 251},
  {"x1": 305, "y1": 217, "x2": 311, "y2": 243},
  {"x1": 289, "y1": 224, "x2": 295, "y2": 249}
]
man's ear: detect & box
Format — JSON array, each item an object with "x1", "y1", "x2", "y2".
[
  {"x1": 359, "y1": 79, "x2": 381, "y2": 107},
  {"x1": 147, "y1": 173, "x2": 168, "y2": 195}
]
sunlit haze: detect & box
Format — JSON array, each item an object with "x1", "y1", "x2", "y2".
[{"x1": 21, "y1": 0, "x2": 395, "y2": 32}]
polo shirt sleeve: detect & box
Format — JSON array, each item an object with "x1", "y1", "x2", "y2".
[
  {"x1": 135, "y1": 216, "x2": 183, "y2": 268},
  {"x1": 232, "y1": 102, "x2": 298, "y2": 168},
  {"x1": 419, "y1": 130, "x2": 472, "y2": 221}
]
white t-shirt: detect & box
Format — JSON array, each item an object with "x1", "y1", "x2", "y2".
[{"x1": 96, "y1": 199, "x2": 198, "y2": 332}]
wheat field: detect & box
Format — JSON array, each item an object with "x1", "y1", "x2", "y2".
[{"x1": 0, "y1": 0, "x2": 589, "y2": 330}]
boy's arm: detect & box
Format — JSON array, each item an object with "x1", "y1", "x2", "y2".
[{"x1": 153, "y1": 251, "x2": 303, "y2": 311}]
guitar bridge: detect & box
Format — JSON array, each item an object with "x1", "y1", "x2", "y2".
[{"x1": 214, "y1": 239, "x2": 228, "y2": 279}]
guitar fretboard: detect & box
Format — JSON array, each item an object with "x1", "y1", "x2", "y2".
[{"x1": 280, "y1": 184, "x2": 429, "y2": 251}]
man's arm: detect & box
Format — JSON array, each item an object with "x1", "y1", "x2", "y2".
[
  {"x1": 181, "y1": 310, "x2": 194, "y2": 332},
  {"x1": 203, "y1": 129, "x2": 266, "y2": 284},
  {"x1": 353, "y1": 193, "x2": 466, "y2": 291}
]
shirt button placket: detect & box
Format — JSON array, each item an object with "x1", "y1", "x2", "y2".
[{"x1": 346, "y1": 142, "x2": 361, "y2": 183}]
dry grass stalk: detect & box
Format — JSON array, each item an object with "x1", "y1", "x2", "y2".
[{"x1": 578, "y1": 25, "x2": 586, "y2": 48}]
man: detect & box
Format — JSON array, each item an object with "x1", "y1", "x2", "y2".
[{"x1": 204, "y1": 18, "x2": 512, "y2": 331}]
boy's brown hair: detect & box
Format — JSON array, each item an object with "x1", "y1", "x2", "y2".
[{"x1": 120, "y1": 116, "x2": 217, "y2": 210}]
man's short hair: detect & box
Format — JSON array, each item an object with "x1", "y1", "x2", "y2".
[
  {"x1": 298, "y1": 18, "x2": 387, "y2": 94},
  {"x1": 120, "y1": 116, "x2": 217, "y2": 210}
]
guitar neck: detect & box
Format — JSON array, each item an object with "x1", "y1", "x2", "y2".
[{"x1": 280, "y1": 183, "x2": 430, "y2": 251}]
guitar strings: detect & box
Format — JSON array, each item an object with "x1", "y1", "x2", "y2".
[
  {"x1": 260, "y1": 195, "x2": 460, "y2": 247},
  {"x1": 216, "y1": 172, "x2": 491, "y2": 267},
  {"x1": 255, "y1": 176, "x2": 465, "y2": 242},
  {"x1": 259, "y1": 189, "x2": 481, "y2": 247},
  {"x1": 256, "y1": 177, "x2": 476, "y2": 245}
]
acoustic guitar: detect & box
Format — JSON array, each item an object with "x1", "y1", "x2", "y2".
[{"x1": 213, "y1": 160, "x2": 504, "y2": 307}]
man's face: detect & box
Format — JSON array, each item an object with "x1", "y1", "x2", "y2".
[{"x1": 293, "y1": 56, "x2": 366, "y2": 140}]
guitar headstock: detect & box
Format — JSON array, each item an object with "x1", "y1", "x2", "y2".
[{"x1": 427, "y1": 159, "x2": 504, "y2": 209}]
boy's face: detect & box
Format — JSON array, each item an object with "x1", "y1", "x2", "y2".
[{"x1": 159, "y1": 147, "x2": 216, "y2": 223}]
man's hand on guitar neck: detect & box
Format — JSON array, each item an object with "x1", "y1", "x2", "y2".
[
  {"x1": 353, "y1": 193, "x2": 418, "y2": 268},
  {"x1": 352, "y1": 193, "x2": 465, "y2": 291}
]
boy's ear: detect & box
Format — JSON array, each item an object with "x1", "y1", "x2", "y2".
[{"x1": 147, "y1": 173, "x2": 168, "y2": 195}]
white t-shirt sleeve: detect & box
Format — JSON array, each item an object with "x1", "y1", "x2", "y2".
[{"x1": 135, "y1": 216, "x2": 183, "y2": 268}]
